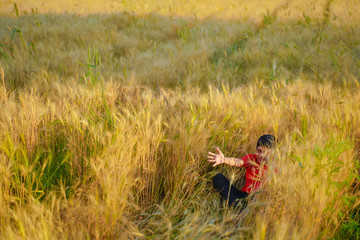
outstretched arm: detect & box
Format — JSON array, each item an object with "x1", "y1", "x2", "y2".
[{"x1": 207, "y1": 147, "x2": 244, "y2": 167}]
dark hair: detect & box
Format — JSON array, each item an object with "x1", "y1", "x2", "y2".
[{"x1": 256, "y1": 135, "x2": 276, "y2": 149}]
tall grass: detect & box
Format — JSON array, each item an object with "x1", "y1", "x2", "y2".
[
  {"x1": 1, "y1": 80, "x2": 359, "y2": 239},
  {"x1": 1, "y1": 0, "x2": 360, "y2": 239}
]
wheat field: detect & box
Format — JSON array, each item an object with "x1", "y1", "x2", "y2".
[{"x1": 1, "y1": 0, "x2": 360, "y2": 239}]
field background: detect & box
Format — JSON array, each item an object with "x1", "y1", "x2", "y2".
[{"x1": 1, "y1": 0, "x2": 360, "y2": 239}]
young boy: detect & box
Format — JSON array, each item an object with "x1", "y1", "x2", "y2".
[{"x1": 207, "y1": 134, "x2": 276, "y2": 209}]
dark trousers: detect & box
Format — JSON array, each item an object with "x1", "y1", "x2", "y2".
[{"x1": 212, "y1": 173, "x2": 248, "y2": 210}]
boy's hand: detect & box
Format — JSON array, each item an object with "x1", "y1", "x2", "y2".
[{"x1": 207, "y1": 147, "x2": 225, "y2": 167}]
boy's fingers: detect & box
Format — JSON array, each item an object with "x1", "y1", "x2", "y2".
[
  {"x1": 207, "y1": 156, "x2": 214, "y2": 159},
  {"x1": 212, "y1": 162, "x2": 220, "y2": 167},
  {"x1": 207, "y1": 159, "x2": 215, "y2": 162},
  {"x1": 208, "y1": 152, "x2": 215, "y2": 156},
  {"x1": 216, "y1": 147, "x2": 222, "y2": 154}
]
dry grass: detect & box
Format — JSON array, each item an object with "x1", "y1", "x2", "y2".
[{"x1": 1, "y1": 0, "x2": 360, "y2": 239}]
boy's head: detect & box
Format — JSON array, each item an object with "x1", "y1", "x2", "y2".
[{"x1": 255, "y1": 134, "x2": 276, "y2": 162}]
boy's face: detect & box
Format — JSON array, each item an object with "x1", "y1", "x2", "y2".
[{"x1": 255, "y1": 146, "x2": 272, "y2": 162}]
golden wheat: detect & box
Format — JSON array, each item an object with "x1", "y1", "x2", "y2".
[{"x1": 1, "y1": 1, "x2": 360, "y2": 239}]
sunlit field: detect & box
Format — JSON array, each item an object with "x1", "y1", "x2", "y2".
[{"x1": 1, "y1": 0, "x2": 360, "y2": 239}]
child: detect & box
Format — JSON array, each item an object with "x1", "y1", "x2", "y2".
[{"x1": 207, "y1": 134, "x2": 276, "y2": 209}]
